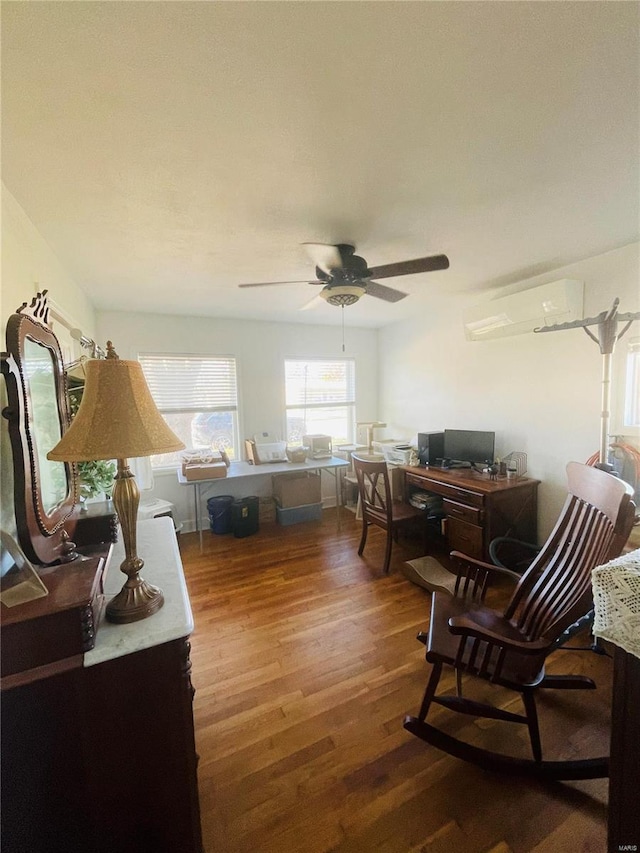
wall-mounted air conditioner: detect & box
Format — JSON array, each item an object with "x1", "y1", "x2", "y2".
[{"x1": 463, "y1": 279, "x2": 584, "y2": 341}]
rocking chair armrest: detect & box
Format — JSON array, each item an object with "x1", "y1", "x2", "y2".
[
  {"x1": 449, "y1": 551, "x2": 522, "y2": 584},
  {"x1": 447, "y1": 615, "x2": 552, "y2": 655}
]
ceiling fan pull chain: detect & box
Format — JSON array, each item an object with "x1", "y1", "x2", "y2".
[{"x1": 342, "y1": 305, "x2": 346, "y2": 352}]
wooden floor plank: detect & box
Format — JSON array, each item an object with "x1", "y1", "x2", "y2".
[{"x1": 181, "y1": 510, "x2": 610, "y2": 852}]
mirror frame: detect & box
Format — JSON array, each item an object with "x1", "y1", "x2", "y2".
[{"x1": 1, "y1": 291, "x2": 76, "y2": 565}]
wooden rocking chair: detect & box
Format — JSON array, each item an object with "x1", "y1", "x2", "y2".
[{"x1": 404, "y1": 462, "x2": 636, "y2": 780}]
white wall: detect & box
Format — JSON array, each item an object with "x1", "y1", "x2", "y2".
[
  {"x1": 96, "y1": 309, "x2": 378, "y2": 530},
  {"x1": 3, "y1": 181, "x2": 637, "y2": 545},
  {"x1": 1, "y1": 185, "x2": 97, "y2": 535},
  {"x1": 378, "y1": 242, "x2": 640, "y2": 540},
  {"x1": 1, "y1": 186, "x2": 96, "y2": 335}
]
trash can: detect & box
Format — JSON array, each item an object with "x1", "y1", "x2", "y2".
[
  {"x1": 231, "y1": 496, "x2": 259, "y2": 538},
  {"x1": 207, "y1": 495, "x2": 234, "y2": 535}
]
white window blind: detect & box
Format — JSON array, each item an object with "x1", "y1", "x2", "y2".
[
  {"x1": 624, "y1": 338, "x2": 640, "y2": 427},
  {"x1": 139, "y1": 354, "x2": 238, "y2": 414},
  {"x1": 284, "y1": 358, "x2": 356, "y2": 447},
  {"x1": 285, "y1": 359, "x2": 355, "y2": 408}
]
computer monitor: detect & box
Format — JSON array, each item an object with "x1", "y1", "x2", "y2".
[{"x1": 443, "y1": 429, "x2": 495, "y2": 465}]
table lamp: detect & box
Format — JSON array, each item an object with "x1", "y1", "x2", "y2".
[{"x1": 48, "y1": 342, "x2": 185, "y2": 624}]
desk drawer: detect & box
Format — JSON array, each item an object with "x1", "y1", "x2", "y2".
[
  {"x1": 443, "y1": 499, "x2": 482, "y2": 525},
  {"x1": 447, "y1": 517, "x2": 483, "y2": 560},
  {"x1": 405, "y1": 473, "x2": 483, "y2": 508},
  {"x1": 406, "y1": 473, "x2": 431, "y2": 490}
]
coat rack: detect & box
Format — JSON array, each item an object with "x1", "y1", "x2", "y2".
[{"x1": 534, "y1": 298, "x2": 640, "y2": 471}]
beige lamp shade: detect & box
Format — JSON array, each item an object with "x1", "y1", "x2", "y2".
[
  {"x1": 46, "y1": 344, "x2": 183, "y2": 625},
  {"x1": 48, "y1": 351, "x2": 184, "y2": 462}
]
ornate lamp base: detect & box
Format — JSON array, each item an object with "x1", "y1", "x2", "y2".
[
  {"x1": 106, "y1": 577, "x2": 164, "y2": 624},
  {"x1": 105, "y1": 458, "x2": 165, "y2": 624}
]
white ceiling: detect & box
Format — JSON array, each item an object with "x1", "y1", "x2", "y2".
[{"x1": 2, "y1": 1, "x2": 639, "y2": 328}]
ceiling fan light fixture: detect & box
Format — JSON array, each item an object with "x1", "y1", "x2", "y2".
[{"x1": 320, "y1": 284, "x2": 366, "y2": 307}]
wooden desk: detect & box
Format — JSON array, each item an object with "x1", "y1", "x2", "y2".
[
  {"x1": 1, "y1": 518, "x2": 203, "y2": 853},
  {"x1": 401, "y1": 465, "x2": 540, "y2": 561}
]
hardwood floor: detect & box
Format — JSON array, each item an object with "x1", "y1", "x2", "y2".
[{"x1": 180, "y1": 509, "x2": 611, "y2": 853}]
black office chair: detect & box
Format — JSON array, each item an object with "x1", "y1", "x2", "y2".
[{"x1": 488, "y1": 535, "x2": 541, "y2": 573}]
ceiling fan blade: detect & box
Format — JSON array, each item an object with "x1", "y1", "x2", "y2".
[
  {"x1": 365, "y1": 281, "x2": 408, "y2": 303},
  {"x1": 367, "y1": 254, "x2": 450, "y2": 279},
  {"x1": 238, "y1": 280, "x2": 315, "y2": 288},
  {"x1": 299, "y1": 294, "x2": 324, "y2": 312},
  {"x1": 301, "y1": 242, "x2": 344, "y2": 275}
]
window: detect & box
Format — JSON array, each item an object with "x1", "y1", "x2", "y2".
[
  {"x1": 139, "y1": 353, "x2": 239, "y2": 467},
  {"x1": 624, "y1": 338, "x2": 640, "y2": 428},
  {"x1": 284, "y1": 358, "x2": 355, "y2": 447}
]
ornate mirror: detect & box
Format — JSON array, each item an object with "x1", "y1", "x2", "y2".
[{"x1": 1, "y1": 291, "x2": 76, "y2": 565}]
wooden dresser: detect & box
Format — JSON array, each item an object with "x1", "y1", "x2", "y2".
[
  {"x1": 401, "y1": 465, "x2": 540, "y2": 561},
  {"x1": 1, "y1": 517, "x2": 203, "y2": 853}
]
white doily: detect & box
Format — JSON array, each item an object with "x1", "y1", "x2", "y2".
[{"x1": 592, "y1": 548, "x2": 640, "y2": 660}]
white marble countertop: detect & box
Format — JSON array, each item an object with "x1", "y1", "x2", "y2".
[{"x1": 84, "y1": 516, "x2": 194, "y2": 667}]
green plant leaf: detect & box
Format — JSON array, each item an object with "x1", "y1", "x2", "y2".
[{"x1": 77, "y1": 460, "x2": 116, "y2": 498}]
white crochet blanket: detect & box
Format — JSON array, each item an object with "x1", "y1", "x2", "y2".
[{"x1": 592, "y1": 548, "x2": 640, "y2": 660}]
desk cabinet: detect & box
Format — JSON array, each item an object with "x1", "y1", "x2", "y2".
[{"x1": 402, "y1": 466, "x2": 540, "y2": 562}]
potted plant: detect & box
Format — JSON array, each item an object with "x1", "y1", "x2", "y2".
[{"x1": 77, "y1": 459, "x2": 116, "y2": 510}]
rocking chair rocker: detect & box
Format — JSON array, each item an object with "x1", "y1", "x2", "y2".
[{"x1": 404, "y1": 462, "x2": 636, "y2": 780}]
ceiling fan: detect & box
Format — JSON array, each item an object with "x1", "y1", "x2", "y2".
[{"x1": 238, "y1": 243, "x2": 450, "y2": 307}]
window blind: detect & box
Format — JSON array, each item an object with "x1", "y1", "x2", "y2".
[
  {"x1": 139, "y1": 354, "x2": 238, "y2": 414},
  {"x1": 285, "y1": 359, "x2": 355, "y2": 408},
  {"x1": 625, "y1": 339, "x2": 640, "y2": 427}
]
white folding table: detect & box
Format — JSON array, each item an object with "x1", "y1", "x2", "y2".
[{"x1": 177, "y1": 456, "x2": 349, "y2": 549}]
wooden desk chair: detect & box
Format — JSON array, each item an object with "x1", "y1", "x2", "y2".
[
  {"x1": 352, "y1": 454, "x2": 424, "y2": 574},
  {"x1": 404, "y1": 461, "x2": 636, "y2": 780}
]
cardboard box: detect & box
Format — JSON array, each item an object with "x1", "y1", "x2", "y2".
[
  {"x1": 182, "y1": 462, "x2": 228, "y2": 481},
  {"x1": 286, "y1": 447, "x2": 307, "y2": 463},
  {"x1": 303, "y1": 434, "x2": 332, "y2": 459},
  {"x1": 272, "y1": 471, "x2": 322, "y2": 508}
]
